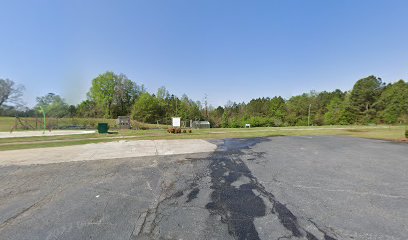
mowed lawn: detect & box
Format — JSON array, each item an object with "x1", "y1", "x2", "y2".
[
  {"x1": 0, "y1": 116, "x2": 406, "y2": 151},
  {"x1": 0, "y1": 117, "x2": 16, "y2": 132}
]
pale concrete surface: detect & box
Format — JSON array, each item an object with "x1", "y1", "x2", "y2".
[
  {"x1": 0, "y1": 139, "x2": 217, "y2": 166},
  {"x1": 0, "y1": 130, "x2": 96, "y2": 138}
]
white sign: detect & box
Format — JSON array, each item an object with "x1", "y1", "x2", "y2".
[{"x1": 172, "y1": 117, "x2": 181, "y2": 127}]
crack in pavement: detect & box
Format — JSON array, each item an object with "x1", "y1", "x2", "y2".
[
  {"x1": 258, "y1": 180, "x2": 408, "y2": 200},
  {"x1": 129, "y1": 139, "x2": 340, "y2": 240},
  {"x1": 291, "y1": 184, "x2": 408, "y2": 200},
  {"x1": 308, "y1": 219, "x2": 338, "y2": 240},
  {"x1": 133, "y1": 160, "x2": 208, "y2": 239},
  {"x1": 0, "y1": 183, "x2": 69, "y2": 229},
  {"x1": 205, "y1": 138, "x2": 338, "y2": 240}
]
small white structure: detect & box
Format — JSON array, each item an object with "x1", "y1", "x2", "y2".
[
  {"x1": 192, "y1": 121, "x2": 211, "y2": 129},
  {"x1": 172, "y1": 117, "x2": 181, "y2": 127},
  {"x1": 245, "y1": 123, "x2": 251, "y2": 128}
]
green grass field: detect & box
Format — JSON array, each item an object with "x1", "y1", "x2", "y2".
[
  {"x1": 0, "y1": 117, "x2": 16, "y2": 131},
  {"x1": 0, "y1": 116, "x2": 168, "y2": 132},
  {"x1": 0, "y1": 116, "x2": 406, "y2": 151}
]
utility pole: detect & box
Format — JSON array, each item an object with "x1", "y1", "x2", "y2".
[
  {"x1": 308, "y1": 104, "x2": 312, "y2": 126},
  {"x1": 39, "y1": 106, "x2": 46, "y2": 134},
  {"x1": 204, "y1": 94, "x2": 208, "y2": 119},
  {"x1": 175, "y1": 99, "x2": 178, "y2": 116}
]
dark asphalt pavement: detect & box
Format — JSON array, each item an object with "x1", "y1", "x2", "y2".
[{"x1": 0, "y1": 136, "x2": 407, "y2": 240}]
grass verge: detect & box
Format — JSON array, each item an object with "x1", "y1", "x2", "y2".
[{"x1": 0, "y1": 125, "x2": 406, "y2": 151}]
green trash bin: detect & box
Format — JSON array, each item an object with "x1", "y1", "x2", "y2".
[{"x1": 97, "y1": 123, "x2": 109, "y2": 134}]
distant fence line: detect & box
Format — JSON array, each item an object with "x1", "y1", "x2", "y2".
[{"x1": 9, "y1": 117, "x2": 170, "y2": 130}]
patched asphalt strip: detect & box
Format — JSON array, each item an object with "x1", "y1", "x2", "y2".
[{"x1": 205, "y1": 138, "x2": 338, "y2": 240}]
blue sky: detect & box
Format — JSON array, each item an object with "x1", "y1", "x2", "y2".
[{"x1": 1, "y1": 0, "x2": 407, "y2": 107}]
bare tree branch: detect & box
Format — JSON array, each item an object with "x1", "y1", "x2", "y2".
[{"x1": 0, "y1": 78, "x2": 25, "y2": 107}]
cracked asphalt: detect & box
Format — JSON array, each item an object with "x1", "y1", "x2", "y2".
[{"x1": 0, "y1": 136, "x2": 407, "y2": 240}]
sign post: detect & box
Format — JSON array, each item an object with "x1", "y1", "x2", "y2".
[{"x1": 172, "y1": 117, "x2": 181, "y2": 128}]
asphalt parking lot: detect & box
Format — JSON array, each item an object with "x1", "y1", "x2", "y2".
[{"x1": 0, "y1": 136, "x2": 407, "y2": 240}]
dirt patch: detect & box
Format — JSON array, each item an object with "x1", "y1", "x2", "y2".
[{"x1": 345, "y1": 129, "x2": 368, "y2": 133}]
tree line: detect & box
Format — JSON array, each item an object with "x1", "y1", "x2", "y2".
[{"x1": 1, "y1": 73, "x2": 407, "y2": 127}]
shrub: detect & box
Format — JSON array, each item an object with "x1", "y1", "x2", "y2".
[
  {"x1": 405, "y1": 128, "x2": 408, "y2": 138},
  {"x1": 71, "y1": 118, "x2": 79, "y2": 126},
  {"x1": 188, "y1": 129, "x2": 192, "y2": 133},
  {"x1": 182, "y1": 129, "x2": 187, "y2": 133},
  {"x1": 167, "y1": 127, "x2": 179, "y2": 133},
  {"x1": 89, "y1": 119, "x2": 97, "y2": 128}
]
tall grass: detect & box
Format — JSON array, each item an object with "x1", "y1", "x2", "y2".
[{"x1": 0, "y1": 117, "x2": 169, "y2": 131}]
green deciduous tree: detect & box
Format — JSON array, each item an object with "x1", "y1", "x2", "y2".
[
  {"x1": 209, "y1": 106, "x2": 224, "y2": 128},
  {"x1": 76, "y1": 100, "x2": 100, "y2": 118},
  {"x1": 113, "y1": 75, "x2": 144, "y2": 117},
  {"x1": 313, "y1": 90, "x2": 345, "y2": 125},
  {"x1": 268, "y1": 96, "x2": 287, "y2": 126},
  {"x1": 324, "y1": 96, "x2": 345, "y2": 125},
  {"x1": 246, "y1": 98, "x2": 270, "y2": 117},
  {"x1": 70, "y1": 73, "x2": 408, "y2": 127},
  {"x1": 131, "y1": 93, "x2": 164, "y2": 123},
  {"x1": 88, "y1": 72, "x2": 116, "y2": 118},
  {"x1": 35, "y1": 93, "x2": 69, "y2": 118},
  {"x1": 178, "y1": 95, "x2": 202, "y2": 122},
  {"x1": 68, "y1": 105, "x2": 77, "y2": 118},
  {"x1": 286, "y1": 93, "x2": 315, "y2": 126},
  {"x1": 88, "y1": 71, "x2": 143, "y2": 118}
]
